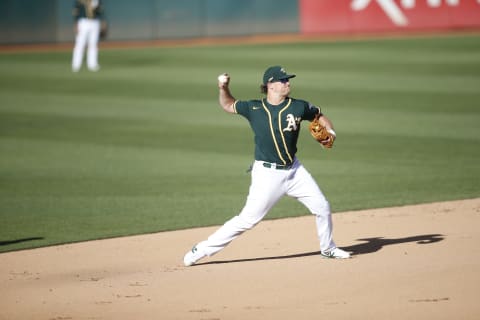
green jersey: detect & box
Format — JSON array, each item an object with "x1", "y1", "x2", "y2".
[
  {"x1": 233, "y1": 97, "x2": 320, "y2": 165},
  {"x1": 73, "y1": 0, "x2": 105, "y2": 21}
]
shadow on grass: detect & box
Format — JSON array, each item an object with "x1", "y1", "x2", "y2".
[
  {"x1": 196, "y1": 233, "x2": 445, "y2": 266},
  {"x1": 0, "y1": 237, "x2": 44, "y2": 246}
]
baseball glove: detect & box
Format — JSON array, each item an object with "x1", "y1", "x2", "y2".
[
  {"x1": 309, "y1": 114, "x2": 336, "y2": 148},
  {"x1": 99, "y1": 21, "x2": 108, "y2": 40}
]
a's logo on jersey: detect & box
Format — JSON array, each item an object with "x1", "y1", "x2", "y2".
[{"x1": 283, "y1": 114, "x2": 301, "y2": 132}]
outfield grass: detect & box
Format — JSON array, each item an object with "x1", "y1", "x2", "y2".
[{"x1": 1, "y1": 34, "x2": 479, "y2": 252}]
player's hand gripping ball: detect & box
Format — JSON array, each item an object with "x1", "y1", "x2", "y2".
[
  {"x1": 218, "y1": 73, "x2": 229, "y2": 87},
  {"x1": 309, "y1": 114, "x2": 336, "y2": 148}
]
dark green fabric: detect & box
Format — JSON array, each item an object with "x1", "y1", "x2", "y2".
[
  {"x1": 234, "y1": 97, "x2": 319, "y2": 165},
  {"x1": 73, "y1": 0, "x2": 105, "y2": 21}
]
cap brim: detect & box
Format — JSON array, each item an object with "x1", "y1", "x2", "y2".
[{"x1": 281, "y1": 74, "x2": 296, "y2": 80}]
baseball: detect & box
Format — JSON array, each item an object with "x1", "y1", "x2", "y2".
[{"x1": 218, "y1": 74, "x2": 228, "y2": 83}]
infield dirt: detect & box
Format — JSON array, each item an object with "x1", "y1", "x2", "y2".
[{"x1": 1, "y1": 198, "x2": 479, "y2": 320}]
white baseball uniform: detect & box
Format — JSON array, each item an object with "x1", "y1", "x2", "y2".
[
  {"x1": 184, "y1": 66, "x2": 350, "y2": 266},
  {"x1": 72, "y1": 0, "x2": 104, "y2": 72},
  {"x1": 195, "y1": 97, "x2": 336, "y2": 257}
]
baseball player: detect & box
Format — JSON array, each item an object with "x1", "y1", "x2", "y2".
[
  {"x1": 71, "y1": 0, "x2": 106, "y2": 72},
  {"x1": 183, "y1": 66, "x2": 351, "y2": 266}
]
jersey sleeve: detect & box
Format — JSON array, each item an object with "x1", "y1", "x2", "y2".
[
  {"x1": 232, "y1": 100, "x2": 253, "y2": 118},
  {"x1": 96, "y1": 1, "x2": 105, "y2": 20},
  {"x1": 301, "y1": 100, "x2": 321, "y2": 121}
]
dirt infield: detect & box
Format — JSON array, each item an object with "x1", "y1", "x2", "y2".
[{"x1": 1, "y1": 198, "x2": 479, "y2": 320}]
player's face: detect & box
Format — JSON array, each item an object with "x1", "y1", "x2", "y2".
[{"x1": 270, "y1": 78, "x2": 291, "y2": 96}]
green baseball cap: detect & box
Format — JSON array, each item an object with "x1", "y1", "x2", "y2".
[{"x1": 263, "y1": 65, "x2": 296, "y2": 85}]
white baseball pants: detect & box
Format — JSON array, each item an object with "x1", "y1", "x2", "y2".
[
  {"x1": 72, "y1": 18, "x2": 101, "y2": 72},
  {"x1": 197, "y1": 158, "x2": 336, "y2": 256}
]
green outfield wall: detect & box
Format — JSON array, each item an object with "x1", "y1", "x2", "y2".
[
  {"x1": 2, "y1": 0, "x2": 478, "y2": 45},
  {"x1": 0, "y1": 0, "x2": 299, "y2": 45}
]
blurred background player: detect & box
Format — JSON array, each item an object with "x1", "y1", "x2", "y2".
[{"x1": 71, "y1": 0, "x2": 106, "y2": 72}]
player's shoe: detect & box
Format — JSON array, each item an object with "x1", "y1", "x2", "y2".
[
  {"x1": 88, "y1": 65, "x2": 100, "y2": 72},
  {"x1": 183, "y1": 246, "x2": 206, "y2": 266},
  {"x1": 320, "y1": 247, "x2": 351, "y2": 259}
]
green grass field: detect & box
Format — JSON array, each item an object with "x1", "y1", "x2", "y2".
[{"x1": 1, "y1": 34, "x2": 479, "y2": 252}]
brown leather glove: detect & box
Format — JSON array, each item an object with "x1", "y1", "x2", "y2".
[{"x1": 309, "y1": 114, "x2": 336, "y2": 148}]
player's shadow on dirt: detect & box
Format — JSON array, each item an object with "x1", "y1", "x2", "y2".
[
  {"x1": 199, "y1": 234, "x2": 444, "y2": 265},
  {"x1": 341, "y1": 233, "x2": 445, "y2": 256}
]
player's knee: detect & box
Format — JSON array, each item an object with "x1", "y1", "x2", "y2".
[{"x1": 311, "y1": 199, "x2": 331, "y2": 216}]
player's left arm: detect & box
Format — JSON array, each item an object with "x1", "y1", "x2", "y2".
[
  {"x1": 305, "y1": 102, "x2": 335, "y2": 134},
  {"x1": 305, "y1": 102, "x2": 336, "y2": 147},
  {"x1": 317, "y1": 113, "x2": 335, "y2": 133},
  {"x1": 316, "y1": 113, "x2": 337, "y2": 147}
]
